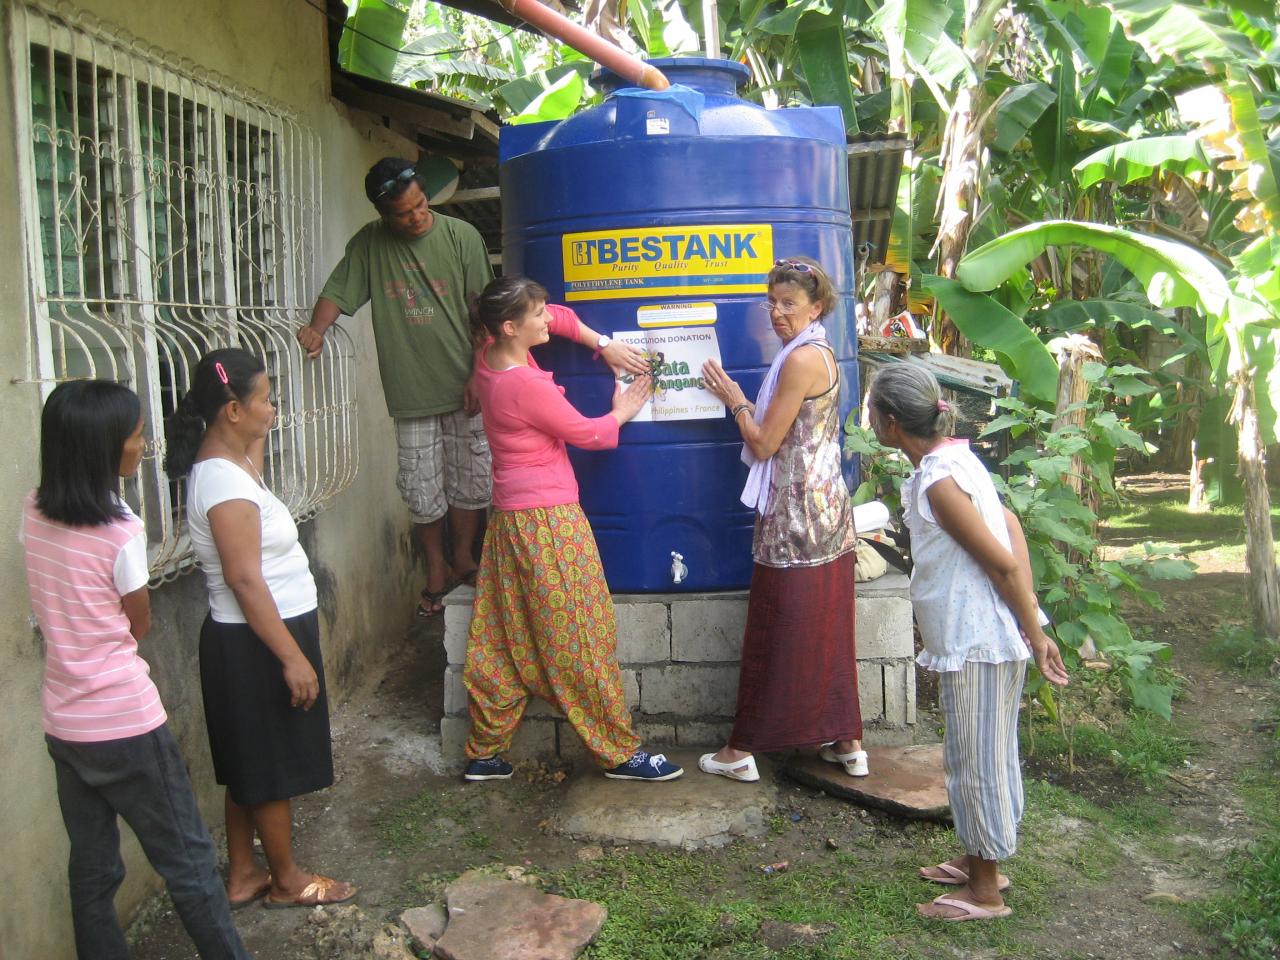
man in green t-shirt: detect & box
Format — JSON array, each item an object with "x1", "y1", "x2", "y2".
[{"x1": 298, "y1": 157, "x2": 494, "y2": 618}]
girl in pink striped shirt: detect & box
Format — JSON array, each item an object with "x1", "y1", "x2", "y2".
[{"x1": 23, "y1": 380, "x2": 248, "y2": 960}]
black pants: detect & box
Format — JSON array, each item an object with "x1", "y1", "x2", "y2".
[{"x1": 46, "y1": 725, "x2": 250, "y2": 960}]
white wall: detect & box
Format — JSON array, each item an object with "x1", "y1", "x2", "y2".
[{"x1": 0, "y1": 0, "x2": 423, "y2": 955}]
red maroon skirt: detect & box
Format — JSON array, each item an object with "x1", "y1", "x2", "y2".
[{"x1": 728, "y1": 551, "x2": 862, "y2": 752}]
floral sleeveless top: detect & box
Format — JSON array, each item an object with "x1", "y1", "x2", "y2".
[{"x1": 752, "y1": 343, "x2": 857, "y2": 568}]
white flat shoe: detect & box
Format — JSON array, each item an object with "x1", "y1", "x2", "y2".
[
  {"x1": 819, "y1": 744, "x2": 869, "y2": 777},
  {"x1": 698, "y1": 752, "x2": 760, "y2": 782}
]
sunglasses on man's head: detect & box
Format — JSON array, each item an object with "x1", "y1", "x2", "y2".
[
  {"x1": 774, "y1": 258, "x2": 814, "y2": 274},
  {"x1": 375, "y1": 167, "x2": 417, "y2": 200}
]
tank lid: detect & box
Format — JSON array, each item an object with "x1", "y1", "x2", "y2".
[{"x1": 592, "y1": 57, "x2": 750, "y2": 96}]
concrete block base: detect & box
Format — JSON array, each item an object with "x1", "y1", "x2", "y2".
[{"x1": 441, "y1": 573, "x2": 916, "y2": 762}]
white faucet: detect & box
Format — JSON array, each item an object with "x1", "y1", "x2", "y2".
[{"x1": 670, "y1": 551, "x2": 688, "y2": 584}]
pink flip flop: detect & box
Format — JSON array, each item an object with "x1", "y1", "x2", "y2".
[
  {"x1": 917, "y1": 894, "x2": 1012, "y2": 922},
  {"x1": 919, "y1": 862, "x2": 1011, "y2": 891}
]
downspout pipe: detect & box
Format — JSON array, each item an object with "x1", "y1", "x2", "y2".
[{"x1": 497, "y1": 0, "x2": 671, "y2": 91}]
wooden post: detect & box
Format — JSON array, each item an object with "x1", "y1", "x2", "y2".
[{"x1": 701, "y1": 0, "x2": 720, "y2": 57}]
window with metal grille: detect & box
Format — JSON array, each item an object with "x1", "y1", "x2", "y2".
[{"x1": 10, "y1": 0, "x2": 358, "y2": 582}]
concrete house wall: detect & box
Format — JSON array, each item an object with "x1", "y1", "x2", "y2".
[{"x1": 0, "y1": 0, "x2": 421, "y2": 955}]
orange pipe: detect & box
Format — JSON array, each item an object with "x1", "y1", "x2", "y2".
[{"x1": 498, "y1": 0, "x2": 670, "y2": 91}]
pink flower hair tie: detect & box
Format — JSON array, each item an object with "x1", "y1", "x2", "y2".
[
  {"x1": 215, "y1": 362, "x2": 229, "y2": 385},
  {"x1": 936, "y1": 399, "x2": 950, "y2": 413}
]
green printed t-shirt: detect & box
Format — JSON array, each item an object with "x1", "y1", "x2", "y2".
[{"x1": 319, "y1": 213, "x2": 493, "y2": 418}]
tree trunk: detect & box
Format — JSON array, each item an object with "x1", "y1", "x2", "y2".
[
  {"x1": 1051, "y1": 336, "x2": 1103, "y2": 553},
  {"x1": 930, "y1": 84, "x2": 979, "y2": 358},
  {"x1": 1188, "y1": 438, "x2": 1209, "y2": 512},
  {"x1": 870, "y1": 267, "x2": 900, "y2": 332},
  {"x1": 1232, "y1": 366, "x2": 1280, "y2": 639}
]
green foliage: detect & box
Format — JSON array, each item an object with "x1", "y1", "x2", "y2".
[
  {"x1": 1198, "y1": 762, "x2": 1280, "y2": 960},
  {"x1": 1072, "y1": 135, "x2": 1213, "y2": 189},
  {"x1": 1204, "y1": 623, "x2": 1280, "y2": 677},
  {"x1": 922, "y1": 275, "x2": 1060, "y2": 403},
  {"x1": 986, "y1": 384, "x2": 1195, "y2": 718},
  {"x1": 844, "y1": 421, "x2": 912, "y2": 510},
  {"x1": 1025, "y1": 699, "x2": 1193, "y2": 789}
]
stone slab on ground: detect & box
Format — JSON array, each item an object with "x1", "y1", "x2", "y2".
[
  {"x1": 782, "y1": 744, "x2": 950, "y2": 820},
  {"x1": 400, "y1": 904, "x2": 447, "y2": 953},
  {"x1": 555, "y1": 749, "x2": 779, "y2": 849},
  {"x1": 432, "y1": 870, "x2": 606, "y2": 960}
]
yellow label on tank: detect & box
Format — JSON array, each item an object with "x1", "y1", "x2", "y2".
[{"x1": 561, "y1": 224, "x2": 774, "y2": 301}]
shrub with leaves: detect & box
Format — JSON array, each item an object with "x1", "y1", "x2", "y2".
[
  {"x1": 847, "y1": 369, "x2": 1196, "y2": 719},
  {"x1": 984, "y1": 376, "x2": 1196, "y2": 719}
]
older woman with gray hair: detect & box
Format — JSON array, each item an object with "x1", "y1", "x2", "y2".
[
  {"x1": 698, "y1": 256, "x2": 866, "y2": 784},
  {"x1": 866, "y1": 362, "x2": 1068, "y2": 923}
]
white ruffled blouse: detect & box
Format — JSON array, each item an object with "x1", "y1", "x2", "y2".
[{"x1": 901, "y1": 440, "x2": 1030, "y2": 673}]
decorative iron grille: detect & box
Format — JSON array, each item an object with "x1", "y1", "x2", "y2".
[{"x1": 9, "y1": 0, "x2": 358, "y2": 582}]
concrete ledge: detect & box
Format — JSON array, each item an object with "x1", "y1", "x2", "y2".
[
  {"x1": 639, "y1": 663, "x2": 740, "y2": 717},
  {"x1": 440, "y1": 573, "x2": 917, "y2": 763}
]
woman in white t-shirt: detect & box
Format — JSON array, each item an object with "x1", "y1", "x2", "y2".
[
  {"x1": 166, "y1": 348, "x2": 355, "y2": 910},
  {"x1": 867, "y1": 363, "x2": 1068, "y2": 923}
]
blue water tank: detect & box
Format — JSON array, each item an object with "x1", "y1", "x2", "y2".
[{"x1": 499, "y1": 57, "x2": 858, "y2": 593}]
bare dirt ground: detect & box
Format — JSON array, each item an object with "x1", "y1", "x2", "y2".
[{"x1": 126, "y1": 474, "x2": 1277, "y2": 959}]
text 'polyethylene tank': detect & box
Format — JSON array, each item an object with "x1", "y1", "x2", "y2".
[{"x1": 499, "y1": 57, "x2": 858, "y2": 593}]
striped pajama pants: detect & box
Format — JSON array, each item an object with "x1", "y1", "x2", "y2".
[{"x1": 938, "y1": 658, "x2": 1028, "y2": 862}]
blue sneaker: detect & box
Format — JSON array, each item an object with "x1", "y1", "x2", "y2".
[
  {"x1": 604, "y1": 750, "x2": 684, "y2": 781},
  {"x1": 463, "y1": 756, "x2": 514, "y2": 781}
]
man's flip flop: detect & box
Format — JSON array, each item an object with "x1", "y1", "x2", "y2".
[
  {"x1": 415, "y1": 589, "x2": 447, "y2": 619},
  {"x1": 263, "y1": 875, "x2": 357, "y2": 909},
  {"x1": 919, "y1": 862, "x2": 1010, "y2": 891},
  {"x1": 916, "y1": 894, "x2": 1012, "y2": 922}
]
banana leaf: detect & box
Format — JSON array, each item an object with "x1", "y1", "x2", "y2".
[
  {"x1": 496, "y1": 62, "x2": 592, "y2": 117},
  {"x1": 955, "y1": 220, "x2": 1232, "y2": 332},
  {"x1": 1073, "y1": 135, "x2": 1212, "y2": 189},
  {"x1": 506, "y1": 71, "x2": 586, "y2": 126},
  {"x1": 1225, "y1": 63, "x2": 1280, "y2": 230},
  {"x1": 867, "y1": 0, "x2": 956, "y2": 82},
  {"x1": 1038, "y1": 298, "x2": 1205, "y2": 352},
  {"x1": 922, "y1": 276, "x2": 1060, "y2": 404},
  {"x1": 338, "y1": 0, "x2": 409, "y2": 83},
  {"x1": 989, "y1": 82, "x2": 1055, "y2": 153},
  {"x1": 1100, "y1": 0, "x2": 1255, "y2": 65},
  {"x1": 796, "y1": 12, "x2": 859, "y2": 134}
]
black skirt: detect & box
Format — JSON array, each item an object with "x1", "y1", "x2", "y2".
[{"x1": 198, "y1": 609, "x2": 334, "y2": 806}]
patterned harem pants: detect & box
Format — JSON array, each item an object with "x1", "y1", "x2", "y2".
[{"x1": 463, "y1": 503, "x2": 640, "y2": 767}]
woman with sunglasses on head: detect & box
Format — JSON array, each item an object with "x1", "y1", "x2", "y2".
[
  {"x1": 460, "y1": 275, "x2": 685, "y2": 783},
  {"x1": 166, "y1": 348, "x2": 356, "y2": 910},
  {"x1": 698, "y1": 256, "x2": 866, "y2": 783}
]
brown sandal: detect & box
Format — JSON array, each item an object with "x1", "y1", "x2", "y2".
[{"x1": 263, "y1": 875, "x2": 357, "y2": 909}]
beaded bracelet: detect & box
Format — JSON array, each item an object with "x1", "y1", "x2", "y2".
[{"x1": 731, "y1": 403, "x2": 751, "y2": 419}]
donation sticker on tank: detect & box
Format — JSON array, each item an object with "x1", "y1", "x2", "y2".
[
  {"x1": 614, "y1": 327, "x2": 724, "y2": 422},
  {"x1": 561, "y1": 224, "x2": 774, "y2": 301}
]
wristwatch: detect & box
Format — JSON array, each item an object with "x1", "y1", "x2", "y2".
[{"x1": 595, "y1": 333, "x2": 612, "y2": 351}]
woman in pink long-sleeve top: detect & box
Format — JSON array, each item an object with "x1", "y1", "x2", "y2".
[{"x1": 460, "y1": 275, "x2": 683, "y2": 784}]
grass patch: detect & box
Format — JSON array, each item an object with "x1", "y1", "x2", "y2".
[
  {"x1": 1103, "y1": 489, "x2": 1275, "y2": 564},
  {"x1": 1203, "y1": 624, "x2": 1280, "y2": 677},
  {"x1": 376, "y1": 786, "x2": 475, "y2": 853},
  {"x1": 1024, "y1": 702, "x2": 1194, "y2": 791},
  {"x1": 1195, "y1": 759, "x2": 1280, "y2": 960}
]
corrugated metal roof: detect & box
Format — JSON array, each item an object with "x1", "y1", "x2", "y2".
[{"x1": 848, "y1": 136, "x2": 910, "y2": 268}]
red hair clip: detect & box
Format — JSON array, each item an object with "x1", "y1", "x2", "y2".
[{"x1": 215, "y1": 362, "x2": 229, "y2": 385}]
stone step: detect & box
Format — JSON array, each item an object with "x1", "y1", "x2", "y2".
[
  {"x1": 554, "y1": 748, "x2": 780, "y2": 849},
  {"x1": 782, "y1": 743, "x2": 949, "y2": 821}
]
